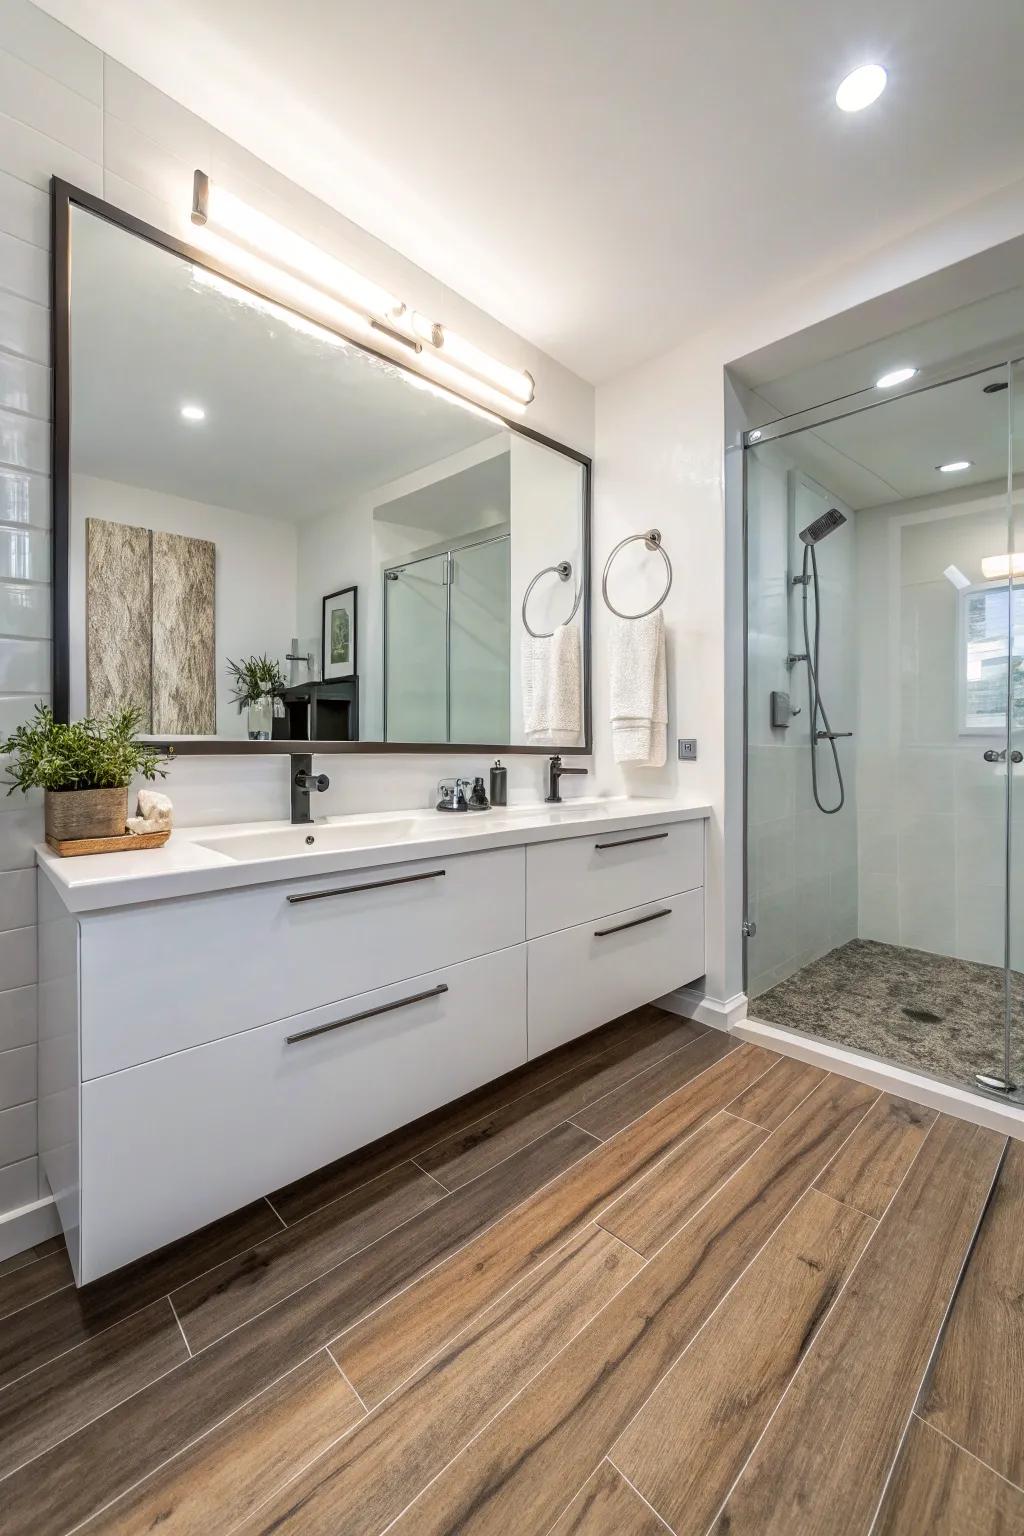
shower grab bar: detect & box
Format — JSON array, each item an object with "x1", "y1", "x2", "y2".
[
  {"x1": 521, "y1": 559, "x2": 583, "y2": 639},
  {"x1": 601, "y1": 529, "x2": 673, "y2": 620}
]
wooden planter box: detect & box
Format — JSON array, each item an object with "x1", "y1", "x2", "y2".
[{"x1": 44, "y1": 786, "x2": 128, "y2": 842}]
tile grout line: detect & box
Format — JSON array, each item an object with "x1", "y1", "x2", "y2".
[
  {"x1": 865, "y1": 1132, "x2": 1011, "y2": 1536},
  {"x1": 698, "y1": 1107, "x2": 945, "y2": 1536},
  {"x1": 60, "y1": 1349, "x2": 369, "y2": 1536},
  {"x1": 324, "y1": 1344, "x2": 369, "y2": 1414},
  {"x1": 908, "y1": 1411, "x2": 1024, "y2": 1498},
  {"x1": 166, "y1": 1294, "x2": 192, "y2": 1360},
  {"x1": 606, "y1": 1456, "x2": 679, "y2": 1535},
  {"x1": 367, "y1": 1074, "x2": 877, "y2": 1536},
  {"x1": 0, "y1": 1038, "x2": 775, "y2": 1518},
  {"x1": 262, "y1": 1195, "x2": 288, "y2": 1230},
  {"x1": 409, "y1": 1159, "x2": 454, "y2": 1194}
]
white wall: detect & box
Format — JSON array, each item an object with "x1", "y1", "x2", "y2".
[
  {"x1": 0, "y1": 0, "x2": 594, "y2": 1243},
  {"x1": 855, "y1": 487, "x2": 1021, "y2": 968},
  {"x1": 70, "y1": 475, "x2": 298, "y2": 736}
]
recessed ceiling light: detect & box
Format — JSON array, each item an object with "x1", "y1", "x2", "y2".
[
  {"x1": 937, "y1": 460, "x2": 972, "y2": 473},
  {"x1": 835, "y1": 64, "x2": 888, "y2": 113},
  {"x1": 748, "y1": 429, "x2": 762, "y2": 443},
  {"x1": 875, "y1": 366, "x2": 917, "y2": 389},
  {"x1": 180, "y1": 403, "x2": 206, "y2": 422}
]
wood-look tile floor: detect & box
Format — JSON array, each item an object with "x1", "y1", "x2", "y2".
[{"x1": 3, "y1": 1004, "x2": 1022, "y2": 1535}]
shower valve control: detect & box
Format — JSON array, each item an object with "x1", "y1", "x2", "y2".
[{"x1": 770, "y1": 690, "x2": 800, "y2": 729}]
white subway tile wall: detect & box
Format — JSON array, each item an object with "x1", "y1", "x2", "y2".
[{"x1": 0, "y1": 0, "x2": 594, "y2": 1238}]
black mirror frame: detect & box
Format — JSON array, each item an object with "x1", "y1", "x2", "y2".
[{"x1": 51, "y1": 177, "x2": 592, "y2": 757}]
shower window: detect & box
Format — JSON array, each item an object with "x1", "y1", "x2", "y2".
[{"x1": 958, "y1": 581, "x2": 1024, "y2": 734}]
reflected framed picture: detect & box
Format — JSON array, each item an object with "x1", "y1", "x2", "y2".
[{"x1": 322, "y1": 586, "x2": 358, "y2": 681}]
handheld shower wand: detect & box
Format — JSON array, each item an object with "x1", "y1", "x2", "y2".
[{"x1": 794, "y1": 509, "x2": 849, "y2": 815}]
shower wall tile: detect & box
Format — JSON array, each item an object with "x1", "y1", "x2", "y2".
[
  {"x1": 899, "y1": 878, "x2": 955, "y2": 957},
  {"x1": 955, "y1": 884, "x2": 1004, "y2": 968},
  {"x1": 859, "y1": 809, "x2": 898, "y2": 876},
  {"x1": 898, "y1": 811, "x2": 955, "y2": 887},
  {"x1": 858, "y1": 874, "x2": 899, "y2": 945}
]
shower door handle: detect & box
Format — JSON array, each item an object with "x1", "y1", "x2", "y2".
[{"x1": 983, "y1": 749, "x2": 1023, "y2": 763}]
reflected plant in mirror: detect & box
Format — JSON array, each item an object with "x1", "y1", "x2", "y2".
[
  {"x1": 58, "y1": 191, "x2": 590, "y2": 754},
  {"x1": 226, "y1": 654, "x2": 286, "y2": 741}
]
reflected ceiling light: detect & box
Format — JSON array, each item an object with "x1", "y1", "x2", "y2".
[
  {"x1": 748, "y1": 429, "x2": 763, "y2": 443},
  {"x1": 190, "y1": 170, "x2": 534, "y2": 413},
  {"x1": 180, "y1": 403, "x2": 205, "y2": 422},
  {"x1": 875, "y1": 366, "x2": 917, "y2": 389},
  {"x1": 835, "y1": 64, "x2": 888, "y2": 112},
  {"x1": 981, "y1": 553, "x2": 1024, "y2": 579},
  {"x1": 943, "y1": 564, "x2": 971, "y2": 591},
  {"x1": 937, "y1": 460, "x2": 972, "y2": 473}
]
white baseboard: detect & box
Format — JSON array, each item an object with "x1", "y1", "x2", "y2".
[
  {"x1": 0, "y1": 1195, "x2": 61, "y2": 1263},
  {"x1": 659, "y1": 987, "x2": 749, "y2": 1033},
  {"x1": 738, "y1": 1015, "x2": 1024, "y2": 1142}
]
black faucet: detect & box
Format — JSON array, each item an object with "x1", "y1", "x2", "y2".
[
  {"x1": 290, "y1": 753, "x2": 330, "y2": 824},
  {"x1": 545, "y1": 754, "x2": 588, "y2": 803}
]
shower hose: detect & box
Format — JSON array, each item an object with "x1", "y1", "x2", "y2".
[{"x1": 802, "y1": 541, "x2": 845, "y2": 815}]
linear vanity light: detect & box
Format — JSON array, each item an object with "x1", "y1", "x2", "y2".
[
  {"x1": 190, "y1": 169, "x2": 533, "y2": 414},
  {"x1": 190, "y1": 262, "x2": 506, "y2": 427}
]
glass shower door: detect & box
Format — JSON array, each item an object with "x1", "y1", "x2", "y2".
[
  {"x1": 384, "y1": 553, "x2": 449, "y2": 742},
  {"x1": 449, "y1": 537, "x2": 510, "y2": 744}
]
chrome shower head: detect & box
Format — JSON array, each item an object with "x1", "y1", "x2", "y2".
[{"x1": 799, "y1": 507, "x2": 847, "y2": 545}]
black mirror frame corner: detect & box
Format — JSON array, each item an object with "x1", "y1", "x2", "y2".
[{"x1": 49, "y1": 176, "x2": 593, "y2": 757}]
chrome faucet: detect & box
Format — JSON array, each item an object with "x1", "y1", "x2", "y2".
[
  {"x1": 546, "y1": 754, "x2": 588, "y2": 803},
  {"x1": 290, "y1": 753, "x2": 330, "y2": 824}
]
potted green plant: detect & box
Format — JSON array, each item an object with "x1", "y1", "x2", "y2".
[
  {"x1": 1, "y1": 704, "x2": 167, "y2": 842},
  {"x1": 227, "y1": 654, "x2": 285, "y2": 741}
]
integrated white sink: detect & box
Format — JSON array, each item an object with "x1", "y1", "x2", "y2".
[{"x1": 197, "y1": 819, "x2": 420, "y2": 861}]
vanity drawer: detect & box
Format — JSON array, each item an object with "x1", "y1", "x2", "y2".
[
  {"x1": 527, "y1": 887, "x2": 704, "y2": 1057},
  {"x1": 526, "y1": 818, "x2": 702, "y2": 938},
  {"x1": 80, "y1": 845, "x2": 525, "y2": 1078},
  {"x1": 79, "y1": 945, "x2": 527, "y2": 1281}
]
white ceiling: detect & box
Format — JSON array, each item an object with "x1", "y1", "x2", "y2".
[
  {"x1": 37, "y1": 0, "x2": 1024, "y2": 383},
  {"x1": 70, "y1": 206, "x2": 500, "y2": 519},
  {"x1": 777, "y1": 364, "x2": 1014, "y2": 510}
]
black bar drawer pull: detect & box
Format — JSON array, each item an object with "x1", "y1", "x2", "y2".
[
  {"x1": 286, "y1": 983, "x2": 449, "y2": 1044},
  {"x1": 594, "y1": 908, "x2": 672, "y2": 938},
  {"x1": 287, "y1": 868, "x2": 445, "y2": 904},
  {"x1": 593, "y1": 832, "x2": 669, "y2": 851}
]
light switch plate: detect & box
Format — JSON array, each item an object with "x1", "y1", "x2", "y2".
[{"x1": 678, "y1": 738, "x2": 698, "y2": 760}]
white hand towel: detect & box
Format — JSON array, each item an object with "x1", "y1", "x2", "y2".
[
  {"x1": 127, "y1": 788, "x2": 173, "y2": 834},
  {"x1": 521, "y1": 623, "x2": 582, "y2": 746},
  {"x1": 609, "y1": 610, "x2": 667, "y2": 766}
]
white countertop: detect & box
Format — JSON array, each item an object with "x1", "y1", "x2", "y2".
[{"x1": 38, "y1": 796, "x2": 711, "y2": 913}]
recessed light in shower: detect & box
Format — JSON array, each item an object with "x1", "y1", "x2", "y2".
[
  {"x1": 835, "y1": 64, "x2": 888, "y2": 112},
  {"x1": 180, "y1": 403, "x2": 206, "y2": 422},
  {"x1": 937, "y1": 460, "x2": 972, "y2": 473},
  {"x1": 748, "y1": 430, "x2": 762, "y2": 443},
  {"x1": 875, "y1": 366, "x2": 917, "y2": 389}
]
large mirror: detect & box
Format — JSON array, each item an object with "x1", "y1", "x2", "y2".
[{"x1": 56, "y1": 192, "x2": 590, "y2": 753}]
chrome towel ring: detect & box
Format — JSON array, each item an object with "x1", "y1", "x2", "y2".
[
  {"x1": 602, "y1": 528, "x2": 673, "y2": 619},
  {"x1": 521, "y1": 559, "x2": 583, "y2": 639}
]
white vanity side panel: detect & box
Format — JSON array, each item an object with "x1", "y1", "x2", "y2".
[
  {"x1": 79, "y1": 944, "x2": 527, "y2": 1282},
  {"x1": 525, "y1": 819, "x2": 703, "y2": 938},
  {"x1": 80, "y1": 845, "x2": 525, "y2": 1078},
  {"x1": 36, "y1": 872, "x2": 81, "y2": 1282},
  {"x1": 527, "y1": 888, "x2": 705, "y2": 1058}
]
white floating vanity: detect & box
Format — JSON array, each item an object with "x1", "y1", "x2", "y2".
[{"x1": 37, "y1": 798, "x2": 709, "y2": 1284}]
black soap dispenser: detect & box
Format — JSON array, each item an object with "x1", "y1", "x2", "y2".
[{"x1": 489, "y1": 760, "x2": 508, "y2": 807}]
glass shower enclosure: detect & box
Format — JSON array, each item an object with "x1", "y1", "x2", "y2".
[
  {"x1": 383, "y1": 532, "x2": 511, "y2": 743},
  {"x1": 744, "y1": 357, "x2": 1023, "y2": 1102}
]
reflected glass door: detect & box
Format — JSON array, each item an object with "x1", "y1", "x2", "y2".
[
  {"x1": 1006, "y1": 359, "x2": 1024, "y2": 1092},
  {"x1": 449, "y1": 537, "x2": 510, "y2": 744},
  {"x1": 384, "y1": 553, "x2": 449, "y2": 742}
]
